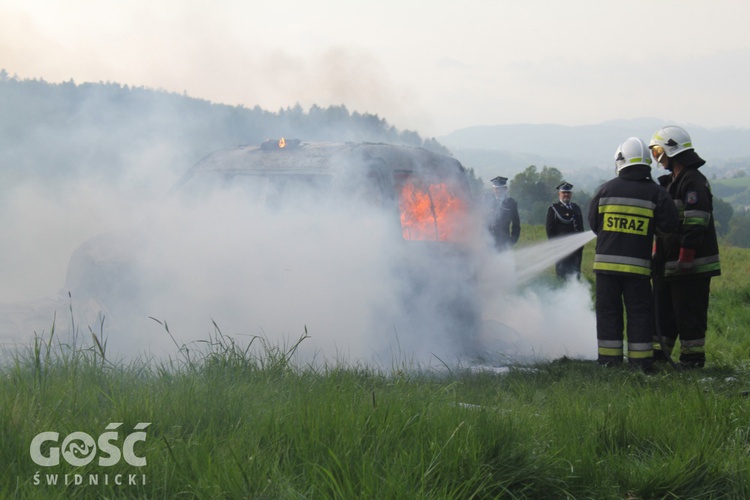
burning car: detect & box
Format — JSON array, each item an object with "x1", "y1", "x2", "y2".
[
  {"x1": 176, "y1": 139, "x2": 475, "y2": 243},
  {"x1": 58, "y1": 139, "x2": 487, "y2": 359}
]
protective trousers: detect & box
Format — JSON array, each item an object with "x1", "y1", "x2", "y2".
[
  {"x1": 653, "y1": 276, "x2": 711, "y2": 367},
  {"x1": 596, "y1": 274, "x2": 654, "y2": 366}
]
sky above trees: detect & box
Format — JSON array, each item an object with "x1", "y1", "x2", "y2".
[{"x1": 2, "y1": 0, "x2": 750, "y2": 137}]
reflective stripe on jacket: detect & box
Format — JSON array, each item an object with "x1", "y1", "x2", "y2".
[
  {"x1": 655, "y1": 168, "x2": 721, "y2": 279},
  {"x1": 588, "y1": 166, "x2": 679, "y2": 277}
]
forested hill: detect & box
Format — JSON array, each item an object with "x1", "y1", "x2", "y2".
[{"x1": 0, "y1": 72, "x2": 448, "y2": 182}]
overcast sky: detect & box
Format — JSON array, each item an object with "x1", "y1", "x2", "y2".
[{"x1": 2, "y1": 0, "x2": 749, "y2": 137}]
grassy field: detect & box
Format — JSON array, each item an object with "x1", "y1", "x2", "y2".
[{"x1": 2, "y1": 230, "x2": 750, "y2": 498}]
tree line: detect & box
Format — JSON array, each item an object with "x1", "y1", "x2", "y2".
[
  {"x1": 2, "y1": 71, "x2": 748, "y2": 248},
  {"x1": 0, "y1": 71, "x2": 449, "y2": 184},
  {"x1": 503, "y1": 164, "x2": 750, "y2": 247}
]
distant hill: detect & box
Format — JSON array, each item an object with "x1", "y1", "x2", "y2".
[
  {"x1": 0, "y1": 72, "x2": 448, "y2": 189},
  {"x1": 712, "y1": 176, "x2": 750, "y2": 209},
  {"x1": 439, "y1": 120, "x2": 750, "y2": 192},
  {"x1": 3, "y1": 73, "x2": 748, "y2": 205}
]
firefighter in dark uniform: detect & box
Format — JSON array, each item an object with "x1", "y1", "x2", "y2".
[
  {"x1": 545, "y1": 182, "x2": 584, "y2": 279},
  {"x1": 588, "y1": 137, "x2": 678, "y2": 370},
  {"x1": 485, "y1": 176, "x2": 520, "y2": 250},
  {"x1": 649, "y1": 126, "x2": 721, "y2": 369}
]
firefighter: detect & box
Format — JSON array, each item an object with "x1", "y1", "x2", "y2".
[
  {"x1": 588, "y1": 137, "x2": 678, "y2": 370},
  {"x1": 545, "y1": 182, "x2": 584, "y2": 279},
  {"x1": 649, "y1": 126, "x2": 721, "y2": 369},
  {"x1": 485, "y1": 176, "x2": 520, "y2": 250}
]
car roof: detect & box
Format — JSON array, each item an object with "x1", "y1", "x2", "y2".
[{"x1": 180, "y1": 141, "x2": 466, "y2": 180}]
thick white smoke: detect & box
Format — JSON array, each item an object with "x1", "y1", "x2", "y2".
[
  {"x1": 0, "y1": 152, "x2": 598, "y2": 368},
  {"x1": 476, "y1": 251, "x2": 598, "y2": 363},
  {"x1": 128, "y1": 188, "x2": 403, "y2": 362}
]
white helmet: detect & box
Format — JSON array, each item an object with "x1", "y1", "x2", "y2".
[
  {"x1": 649, "y1": 126, "x2": 693, "y2": 163},
  {"x1": 614, "y1": 137, "x2": 652, "y2": 173}
]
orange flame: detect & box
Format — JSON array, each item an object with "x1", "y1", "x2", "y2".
[
  {"x1": 399, "y1": 181, "x2": 466, "y2": 241},
  {"x1": 279, "y1": 137, "x2": 286, "y2": 148}
]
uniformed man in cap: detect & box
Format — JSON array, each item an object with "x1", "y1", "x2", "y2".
[
  {"x1": 545, "y1": 182, "x2": 585, "y2": 279},
  {"x1": 485, "y1": 176, "x2": 520, "y2": 250}
]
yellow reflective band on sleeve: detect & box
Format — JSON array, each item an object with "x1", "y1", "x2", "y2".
[
  {"x1": 683, "y1": 218, "x2": 709, "y2": 227},
  {"x1": 664, "y1": 263, "x2": 721, "y2": 277},
  {"x1": 663, "y1": 254, "x2": 721, "y2": 277},
  {"x1": 683, "y1": 210, "x2": 710, "y2": 227},
  {"x1": 599, "y1": 204, "x2": 655, "y2": 218},
  {"x1": 682, "y1": 219, "x2": 708, "y2": 227},
  {"x1": 602, "y1": 214, "x2": 650, "y2": 235}
]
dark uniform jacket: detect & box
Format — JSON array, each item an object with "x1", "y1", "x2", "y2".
[
  {"x1": 654, "y1": 168, "x2": 721, "y2": 279},
  {"x1": 546, "y1": 202, "x2": 583, "y2": 238},
  {"x1": 485, "y1": 194, "x2": 520, "y2": 250},
  {"x1": 588, "y1": 165, "x2": 678, "y2": 277},
  {"x1": 546, "y1": 201, "x2": 584, "y2": 277}
]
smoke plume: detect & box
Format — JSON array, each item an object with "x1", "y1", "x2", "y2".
[
  {"x1": 0, "y1": 134, "x2": 597, "y2": 369},
  {"x1": 2, "y1": 174, "x2": 598, "y2": 368}
]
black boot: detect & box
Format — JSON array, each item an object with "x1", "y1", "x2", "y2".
[
  {"x1": 629, "y1": 358, "x2": 656, "y2": 374},
  {"x1": 678, "y1": 353, "x2": 705, "y2": 370},
  {"x1": 653, "y1": 350, "x2": 669, "y2": 363}
]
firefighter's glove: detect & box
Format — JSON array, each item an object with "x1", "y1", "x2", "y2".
[{"x1": 677, "y1": 247, "x2": 696, "y2": 272}]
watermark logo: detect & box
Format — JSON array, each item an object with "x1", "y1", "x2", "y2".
[{"x1": 30, "y1": 422, "x2": 150, "y2": 467}]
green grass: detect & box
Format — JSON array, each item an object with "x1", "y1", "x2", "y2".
[{"x1": 2, "y1": 235, "x2": 749, "y2": 498}]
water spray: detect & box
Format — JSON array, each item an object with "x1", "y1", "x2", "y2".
[{"x1": 513, "y1": 231, "x2": 596, "y2": 285}]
